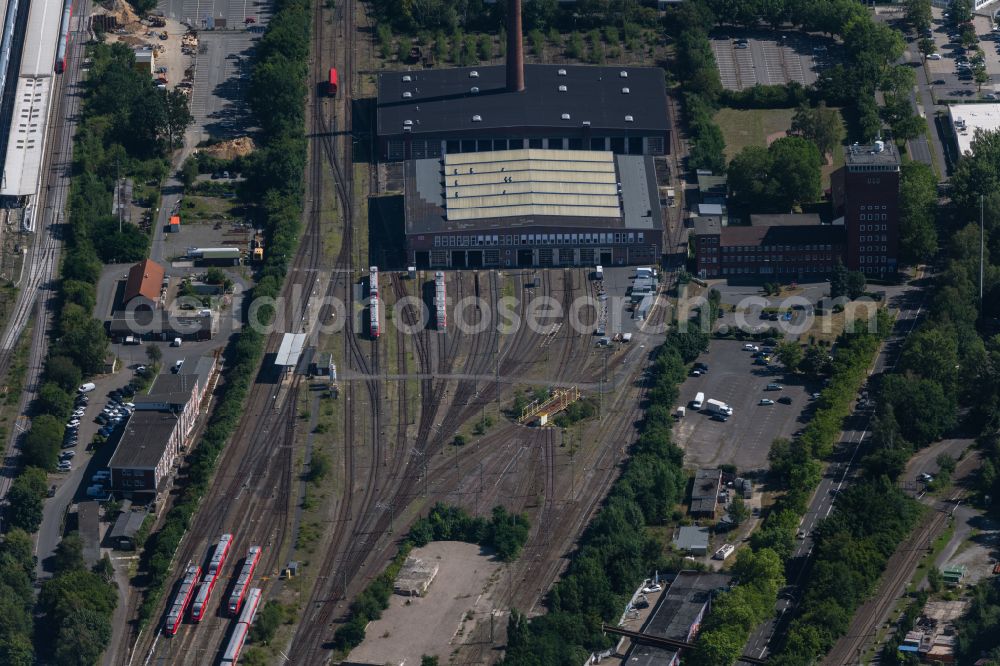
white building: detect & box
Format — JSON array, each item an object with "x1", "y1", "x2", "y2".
[{"x1": 949, "y1": 103, "x2": 1000, "y2": 156}]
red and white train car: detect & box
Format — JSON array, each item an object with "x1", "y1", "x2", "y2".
[
  {"x1": 369, "y1": 266, "x2": 380, "y2": 339},
  {"x1": 220, "y1": 588, "x2": 262, "y2": 666},
  {"x1": 163, "y1": 564, "x2": 201, "y2": 636},
  {"x1": 328, "y1": 67, "x2": 338, "y2": 96},
  {"x1": 434, "y1": 271, "x2": 446, "y2": 330},
  {"x1": 227, "y1": 546, "x2": 262, "y2": 616},
  {"x1": 190, "y1": 533, "x2": 233, "y2": 622}
]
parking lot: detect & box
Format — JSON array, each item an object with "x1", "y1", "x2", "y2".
[
  {"x1": 189, "y1": 32, "x2": 258, "y2": 142},
  {"x1": 710, "y1": 32, "x2": 829, "y2": 91},
  {"x1": 673, "y1": 339, "x2": 821, "y2": 471},
  {"x1": 924, "y1": 7, "x2": 1000, "y2": 100}
]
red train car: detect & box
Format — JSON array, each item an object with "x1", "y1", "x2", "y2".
[
  {"x1": 164, "y1": 564, "x2": 201, "y2": 636},
  {"x1": 328, "y1": 67, "x2": 338, "y2": 96},
  {"x1": 190, "y1": 533, "x2": 233, "y2": 622},
  {"x1": 227, "y1": 546, "x2": 262, "y2": 615},
  {"x1": 54, "y1": 0, "x2": 73, "y2": 74}
]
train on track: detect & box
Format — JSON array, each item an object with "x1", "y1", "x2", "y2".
[
  {"x1": 190, "y1": 533, "x2": 233, "y2": 622},
  {"x1": 369, "y1": 265, "x2": 380, "y2": 339},
  {"x1": 221, "y1": 587, "x2": 262, "y2": 665},
  {"x1": 164, "y1": 564, "x2": 201, "y2": 636},
  {"x1": 54, "y1": 0, "x2": 72, "y2": 73},
  {"x1": 227, "y1": 545, "x2": 262, "y2": 615},
  {"x1": 435, "y1": 271, "x2": 446, "y2": 330},
  {"x1": 327, "y1": 67, "x2": 338, "y2": 95}
]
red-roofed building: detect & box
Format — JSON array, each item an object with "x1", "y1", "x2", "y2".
[{"x1": 123, "y1": 259, "x2": 165, "y2": 311}]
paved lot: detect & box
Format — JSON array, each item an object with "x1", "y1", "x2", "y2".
[
  {"x1": 189, "y1": 32, "x2": 257, "y2": 143},
  {"x1": 673, "y1": 339, "x2": 820, "y2": 471},
  {"x1": 924, "y1": 7, "x2": 1000, "y2": 100},
  {"x1": 347, "y1": 541, "x2": 503, "y2": 665},
  {"x1": 711, "y1": 32, "x2": 828, "y2": 91}
]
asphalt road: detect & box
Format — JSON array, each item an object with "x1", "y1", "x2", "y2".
[{"x1": 739, "y1": 278, "x2": 927, "y2": 663}]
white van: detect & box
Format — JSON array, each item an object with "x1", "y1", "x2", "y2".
[
  {"x1": 691, "y1": 392, "x2": 705, "y2": 410},
  {"x1": 171, "y1": 337, "x2": 182, "y2": 347},
  {"x1": 78, "y1": 382, "x2": 96, "y2": 393}
]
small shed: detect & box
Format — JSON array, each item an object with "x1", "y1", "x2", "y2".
[
  {"x1": 673, "y1": 526, "x2": 710, "y2": 556},
  {"x1": 134, "y1": 48, "x2": 155, "y2": 74},
  {"x1": 107, "y1": 510, "x2": 148, "y2": 550},
  {"x1": 942, "y1": 565, "x2": 966, "y2": 587}
]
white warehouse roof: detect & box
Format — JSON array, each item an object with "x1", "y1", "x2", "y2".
[
  {"x1": 1, "y1": 76, "x2": 52, "y2": 196},
  {"x1": 949, "y1": 103, "x2": 1000, "y2": 157},
  {"x1": 276, "y1": 333, "x2": 307, "y2": 367}
]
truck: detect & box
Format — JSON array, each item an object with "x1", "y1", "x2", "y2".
[
  {"x1": 705, "y1": 398, "x2": 733, "y2": 416},
  {"x1": 713, "y1": 544, "x2": 735, "y2": 561},
  {"x1": 691, "y1": 392, "x2": 705, "y2": 410}
]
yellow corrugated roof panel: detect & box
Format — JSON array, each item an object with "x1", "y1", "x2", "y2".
[
  {"x1": 449, "y1": 204, "x2": 620, "y2": 220},
  {"x1": 442, "y1": 147, "x2": 623, "y2": 221}
]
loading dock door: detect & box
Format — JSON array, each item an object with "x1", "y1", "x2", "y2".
[
  {"x1": 451, "y1": 250, "x2": 467, "y2": 269},
  {"x1": 517, "y1": 249, "x2": 533, "y2": 267},
  {"x1": 467, "y1": 250, "x2": 483, "y2": 268},
  {"x1": 601, "y1": 251, "x2": 612, "y2": 265}
]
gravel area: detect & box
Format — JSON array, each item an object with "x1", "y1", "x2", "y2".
[{"x1": 347, "y1": 541, "x2": 504, "y2": 665}]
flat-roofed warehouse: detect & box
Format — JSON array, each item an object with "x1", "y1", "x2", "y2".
[
  {"x1": 377, "y1": 63, "x2": 670, "y2": 161},
  {"x1": 405, "y1": 148, "x2": 663, "y2": 268}
]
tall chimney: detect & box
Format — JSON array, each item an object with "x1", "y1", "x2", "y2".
[{"x1": 506, "y1": 0, "x2": 525, "y2": 92}]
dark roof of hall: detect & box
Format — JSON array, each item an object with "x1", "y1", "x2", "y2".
[{"x1": 377, "y1": 64, "x2": 670, "y2": 136}]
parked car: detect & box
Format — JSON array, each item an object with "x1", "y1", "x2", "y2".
[
  {"x1": 778, "y1": 396, "x2": 793, "y2": 405},
  {"x1": 60, "y1": 451, "x2": 76, "y2": 460},
  {"x1": 78, "y1": 383, "x2": 96, "y2": 393},
  {"x1": 759, "y1": 398, "x2": 775, "y2": 405},
  {"x1": 743, "y1": 344, "x2": 759, "y2": 352},
  {"x1": 927, "y1": 53, "x2": 942, "y2": 60},
  {"x1": 765, "y1": 383, "x2": 784, "y2": 391},
  {"x1": 710, "y1": 413, "x2": 729, "y2": 422}
]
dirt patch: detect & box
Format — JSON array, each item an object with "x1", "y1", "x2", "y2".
[
  {"x1": 347, "y1": 541, "x2": 504, "y2": 665},
  {"x1": 764, "y1": 130, "x2": 787, "y2": 146},
  {"x1": 201, "y1": 137, "x2": 256, "y2": 160}
]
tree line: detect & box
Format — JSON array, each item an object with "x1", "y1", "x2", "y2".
[
  {"x1": 135, "y1": 0, "x2": 312, "y2": 627},
  {"x1": 332, "y1": 504, "x2": 532, "y2": 653}
]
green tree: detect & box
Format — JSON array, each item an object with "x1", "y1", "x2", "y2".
[
  {"x1": 776, "y1": 341, "x2": 804, "y2": 372},
  {"x1": 7, "y1": 468, "x2": 47, "y2": 532},
  {"x1": 846, "y1": 270, "x2": 867, "y2": 299},
  {"x1": 769, "y1": 136, "x2": 822, "y2": 208},
  {"x1": 36, "y1": 382, "x2": 73, "y2": 418},
  {"x1": 421, "y1": 656, "x2": 440, "y2": 666},
  {"x1": 688, "y1": 122, "x2": 726, "y2": 173},
  {"x1": 727, "y1": 145, "x2": 773, "y2": 211},
  {"x1": 729, "y1": 496, "x2": 750, "y2": 526},
  {"x1": 180, "y1": 156, "x2": 199, "y2": 188},
  {"x1": 898, "y1": 162, "x2": 939, "y2": 264},
  {"x1": 51, "y1": 534, "x2": 86, "y2": 575},
  {"x1": 22, "y1": 415, "x2": 63, "y2": 470},
  {"x1": 791, "y1": 102, "x2": 845, "y2": 158},
  {"x1": 164, "y1": 89, "x2": 193, "y2": 150},
  {"x1": 800, "y1": 346, "x2": 833, "y2": 378},
  {"x1": 918, "y1": 38, "x2": 936, "y2": 58},
  {"x1": 905, "y1": 0, "x2": 932, "y2": 33},
  {"x1": 146, "y1": 343, "x2": 162, "y2": 364},
  {"x1": 949, "y1": 0, "x2": 973, "y2": 25},
  {"x1": 44, "y1": 356, "x2": 82, "y2": 394},
  {"x1": 249, "y1": 600, "x2": 286, "y2": 644},
  {"x1": 53, "y1": 607, "x2": 112, "y2": 666},
  {"x1": 830, "y1": 262, "x2": 849, "y2": 299},
  {"x1": 975, "y1": 61, "x2": 990, "y2": 91}
]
